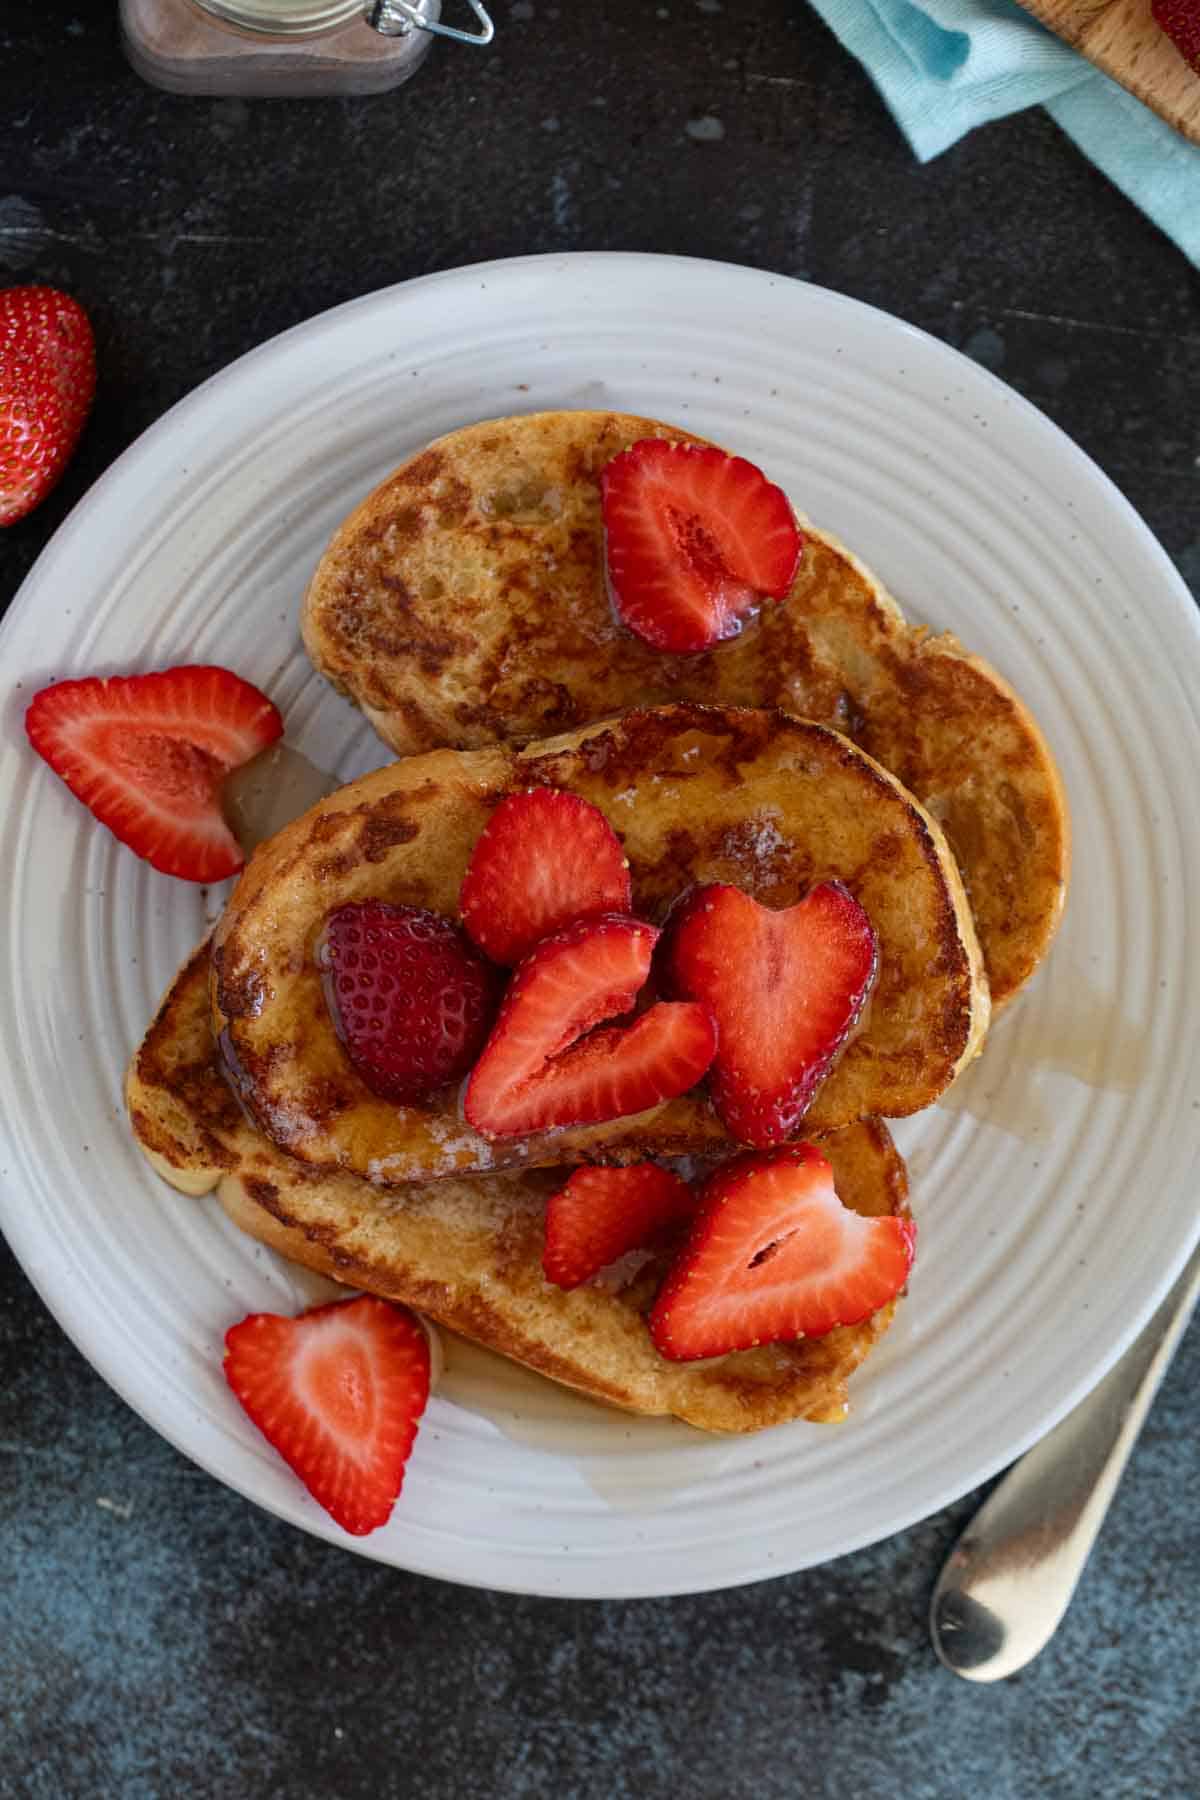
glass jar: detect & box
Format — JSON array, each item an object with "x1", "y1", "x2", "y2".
[{"x1": 120, "y1": 0, "x2": 494, "y2": 98}]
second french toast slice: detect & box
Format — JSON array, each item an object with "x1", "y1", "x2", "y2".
[{"x1": 211, "y1": 704, "x2": 989, "y2": 1184}]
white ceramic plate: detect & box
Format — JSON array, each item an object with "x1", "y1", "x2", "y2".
[{"x1": 2, "y1": 253, "x2": 1199, "y2": 1598}]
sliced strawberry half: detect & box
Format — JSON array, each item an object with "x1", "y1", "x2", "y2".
[
  {"x1": 601, "y1": 439, "x2": 802, "y2": 654},
  {"x1": 649, "y1": 1144, "x2": 915, "y2": 1360},
  {"x1": 25, "y1": 665, "x2": 283, "y2": 882},
  {"x1": 224, "y1": 1295, "x2": 431, "y2": 1536},
  {"x1": 463, "y1": 913, "x2": 716, "y2": 1138},
  {"x1": 543, "y1": 1162, "x2": 696, "y2": 1290},
  {"x1": 320, "y1": 900, "x2": 499, "y2": 1104},
  {"x1": 460, "y1": 787, "x2": 632, "y2": 966},
  {"x1": 664, "y1": 880, "x2": 877, "y2": 1148}
]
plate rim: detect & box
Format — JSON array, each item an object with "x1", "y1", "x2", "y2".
[{"x1": 2, "y1": 249, "x2": 1199, "y2": 1598}]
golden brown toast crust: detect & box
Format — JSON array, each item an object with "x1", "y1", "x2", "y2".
[
  {"x1": 129, "y1": 942, "x2": 910, "y2": 1433},
  {"x1": 301, "y1": 410, "x2": 1068, "y2": 1006},
  {"x1": 211, "y1": 704, "x2": 988, "y2": 1184}
]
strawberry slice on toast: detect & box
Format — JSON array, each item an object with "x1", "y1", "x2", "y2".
[
  {"x1": 464, "y1": 914, "x2": 716, "y2": 1137},
  {"x1": 460, "y1": 786, "x2": 631, "y2": 965},
  {"x1": 25, "y1": 664, "x2": 282, "y2": 882},
  {"x1": 224, "y1": 1295, "x2": 431, "y2": 1536},
  {"x1": 601, "y1": 439, "x2": 802, "y2": 653},
  {"x1": 320, "y1": 900, "x2": 499, "y2": 1103},
  {"x1": 543, "y1": 1162, "x2": 696, "y2": 1290},
  {"x1": 649, "y1": 1144, "x2": 915, "y2": 1360},
  {"x1": 665, "y1": 880, "x2": 878, "y2": 1147}
]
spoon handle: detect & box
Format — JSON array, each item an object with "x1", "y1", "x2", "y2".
[{"x1": 930, "y1": 1238, "x2": 1200, "y2": 1682}]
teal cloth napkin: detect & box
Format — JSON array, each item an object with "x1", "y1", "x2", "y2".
[{"x1": 807, "y1": 0, "x2": 1200, "y2": 265}]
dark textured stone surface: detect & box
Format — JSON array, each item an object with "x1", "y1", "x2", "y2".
[{"x1": 2, "y1": 4, "x2": 1198, "y2": 1795}]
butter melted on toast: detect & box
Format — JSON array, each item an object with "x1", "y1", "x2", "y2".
[
  {"x1": 211, "y1": 705, "x2": 988, "y2": 1184},
  {"x1": 302, "y1": 410, "x2": 1068, "y2": 1006},
  {"x1": 128, "y1": 944, "x2": 911, "y2": 1434}
]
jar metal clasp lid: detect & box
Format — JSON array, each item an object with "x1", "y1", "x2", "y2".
[{"x1": 366, "y1": 0, "x2": 494, "y2": 43}]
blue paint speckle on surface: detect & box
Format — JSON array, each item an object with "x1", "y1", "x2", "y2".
[{"x1": 962, "y1": 324, "x2": 1006, "y2": 371}]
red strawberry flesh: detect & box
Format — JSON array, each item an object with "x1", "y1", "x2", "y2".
[
  {"x1": 224, "y1": 1295, "x2": 430, "y2": 1537},
  {"x1": 1152, "y1": 0, "x2": 1200, "y2": 70},
  {"x1": 649, "y1": 1143, "x2": 915, "y2": 1360},
  {"x1": 543, "y1": 1162, "x2": 695, "y2": 1290},
  {"x1": 321, "y1": 900, "x2": 498, "y2": 1104},
  {"x1": 464, "y1": 913, "x2": 716, "y2": 1137},
  {"x1": 460, "y1": 786, "x2": 632, "y2": 965},
  {"x1": 601, "y1": 439, "x2": 802, "y2": 654},
  {"x1": 0, "y1": 285, "x2": 96, "y2": 526},
  {"x1": 665, "y1": 880, "x2": 878, "y2": 1147},
  {"x1": 25, "y1": 664, "x2": 282, "y2": 882}
]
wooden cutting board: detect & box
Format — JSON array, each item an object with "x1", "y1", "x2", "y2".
[{"x1": 1016, "y1": 0, "x2": 1200, "y2": 144}]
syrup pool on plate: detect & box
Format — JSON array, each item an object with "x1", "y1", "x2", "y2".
[{"x1": 224, "y1": 741, "x2": 340, "y2": 853}]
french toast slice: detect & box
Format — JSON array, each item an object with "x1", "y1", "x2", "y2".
[
  {"x1": 128, "y1": 943, "x2": 911, "y2": 1433},
  {"x1": 301, "y1": 410, "x2": 1068, "y2": 1007},
  {"x1": 211, "y1": 703, "x2": 989, "y2": 1183}
]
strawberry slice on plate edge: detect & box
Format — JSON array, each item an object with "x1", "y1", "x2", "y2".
[
  {"x1": 25, "y1": 664, "x2": 283, "y2": 883},
  {"x1": 224, "y1": 1294, "x2": 431, "y2": 1538}
]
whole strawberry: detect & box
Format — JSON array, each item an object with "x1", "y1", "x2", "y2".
[
  {"x1": 320, "y1": 900, "x2": 500, "y2": 1103},
  {"x1": 1153, "y1": 0, "x2": 1200, "y2": 70},
  {"x1": 0, "y1": 286, "x2": 96, "y2": 526}
]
